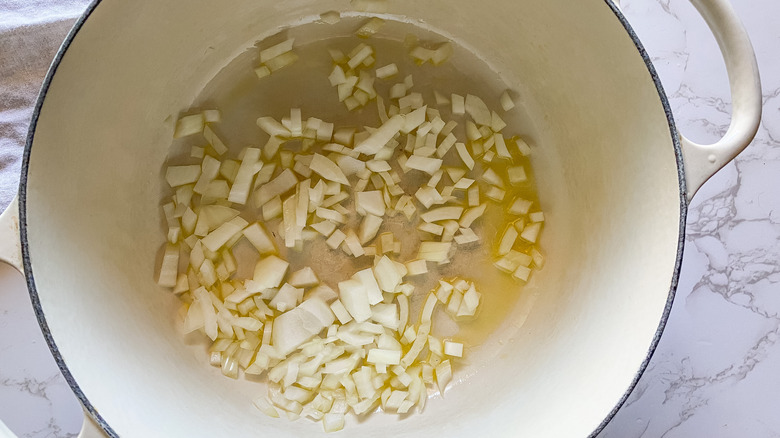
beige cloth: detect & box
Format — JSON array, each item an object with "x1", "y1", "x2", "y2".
[{"x1": 0, "y1": 0, "x2": 90, "y2": 212}]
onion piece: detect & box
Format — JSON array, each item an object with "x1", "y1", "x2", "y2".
[
  {"x1": 454, "y1": 227, "x2": 479, "y2": 245},
  {"x1": 373, "y1": 256, "x2": 403, "y2": 293},
  {"x1": 403, "y1": 259, "x2": 428, "y2": 276},
  {"x1": 174, "y1": 114, "x2": 204, "y2": 138},
  {"x1": 493, "y1": 133, "x2": 511, "y2": 159},
  {"x1": 330, "y1": 299, "x2": 353, "y2": 324},
  {"x1": 500, "y1": 91, "x2": 515, "y2": 111},
  {"x1": 485, "y1": 186, "x2": 506, "y2": 202},
  {"x1": 325, "y1": 229, "x2": 347, "y2": 249},
  {"x1": 520, "y1": 222, "x2": 541, "y2": 243},
  {"x1": 405, "y1": 155, "x2": 442, "y2": 175},
  {"x1": 401, "y1": 324, "x2": 430, "y2": 367},
  {"x1": 203, "y1": 125, "x2": 228, "y2": 156},
  {"x1": 490, "y1": 111, "x2": 507, "y2": 132},
  {"x1": 509, "y1": 197, "x2": 533, "y2": 215},
  {"x1": 464, "y1": 94, "x2": 491, "y2": 126},
  {"x1": 480, "y1": 168, "x2": 504, "y2": 188},
  {"x1": 398, "y1": 92, "x2": 424, "y2": 110},
  {"x1": 459, "y1": 203, "x2": 486, "y2": 228},
  {"x1": 353, "y1": 268, "x2": 383, "y2": 306},
  {"x1": 338, "y1": 279, "x2": 372, "y2": 323},
  {"x1": 498, "y1": 225, "x2": 519, "y2": 256},
  {"x1": 272, "y1": 308, "x2": 316, "y2": 355},
  {"x1": 531, "y1": 247, "x2": 545, "y2": 268},
  {"x1": 355, "y1": 190, "x2": 386, "y2": 216},
  {"x1": 347, "y1": 44, "x2": 374, "y2": 69},
  {"x1": 494, "y1": 250, "x2": 533, "y2": 273},
  {"x1": 402, "y1": 106, "x2": 427, "y2": 133},
  {"x1": 265, "y1": 51, "x2": 299, "y2": 72},
  {"x1": 343, "y1": 230, "x2": 365, "y2": 257},
  {"x1": 228, "y1": 148, "x2": 262, "y2": 204},
  {"x1": 311, "y1": 220, "x2": 337, "y2": 237},
  {"x1": 508, "y1": 166, "x2": 528, "y2": 185},
  {"x1": 157, "y1": 244, "x2": 180, "y2": 287},
  {"x1": 417, "y1": 241, "x2": 451, "y2": 262},
  {"x1": 367, "y1": 349, "x2": 401, "y2": 365},
  {"x1": 289, "y1": 267, "x2": 320, "y2": 288},
  {"x1": 257, "y1": 117, "x2": 292, "y2": 138},
  {"x1": 430, "y1": 42, "x2": 453, "y2": 65},
  {"x1": 256, "y1": 169, "x2": 298, "y2": 205},
  {"x1": 201, "y1": 217, "x2": 248, "y2": 252},
  {"x1": 320, "y1": 10, "x2": 341, "y2": 24},
  {"x1": 513, "y1": 136, "x2": 532, "y2": 156},
  {"x1": 434, "y1": 360, "x2": 452, "y2": 394},
  {"x1": 454, "y1": 142, "x2": 474, "y2": 170},
  {"x1": 252, "y1": 255, "x2": 290, "y2": 290},
  {"x1": 421, "y1": 206, "x2": 463, "y2": 223},
  {"x1": 255, "y1": 65, "x2": 271, "y2": 79},
  {"x1": 417, "y1": 222, "x2": 443, "y2": 236},
  {"x1": 353, "y1": 114, "x2": 404, "y2": 156},
  {"x1": 375, "y1": 63, "x2": 398, "y2": 79},
  {"x1": 260, "y1": 39, "x2": 295, "y2": 63},
  {"x1": 512, "y1": 265, "x2": 532, "y2": 282}
]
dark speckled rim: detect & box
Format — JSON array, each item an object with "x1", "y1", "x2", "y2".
[{"x1": 17, "y1": 1, "x2": 686, "y2": 436}]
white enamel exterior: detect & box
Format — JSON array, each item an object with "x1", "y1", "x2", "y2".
[
  {"x1": 0, "y1": 0, "x2": 760, "y2": 437},
  {"x1": 681, "y1": 0, "x2": 761, "y2": 201}
]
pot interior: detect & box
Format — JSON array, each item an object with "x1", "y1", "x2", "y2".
[{"x1": 24, "y1": 0, "x2": 682, "y2": 436}]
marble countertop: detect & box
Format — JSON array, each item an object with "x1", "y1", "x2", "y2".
[{"x1": 1, "y1": 0, "x2": 777, "y2": 436}]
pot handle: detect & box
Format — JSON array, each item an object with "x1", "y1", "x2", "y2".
[
  {"x1": 681, "y1": 0, "x2": 761, "y2": 202},
  {"x1": 0, "y1": 198, "x2": 107, "y2": 437},
  {"x1": 0, "y1": 196, "x2": 23, "y2": 274},
  {"x1": 78, "y1": 410, "x2": 106, "y2": 438}
]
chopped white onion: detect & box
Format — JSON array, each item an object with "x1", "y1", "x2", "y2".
[
  {"x1": 373, "y1": 256, "x2": 403, "y2": 293},
  {"x1": 260, "y1": 39, "x2": 295, "y2": 63},
  {"x1": 289, "y1": 267, "x2": 320, "y2": 288},
  {"x1": 514, "y1": 136, "x2": 532, "y2": 156},
  {"x1": 174, "y1": 114, "x2": 204, "y2": 138},
  {"x1": 265, "y1": 51, "x2": 299, "y2": 72},
  {"x1": 157, "y1": 244, "x2": 180, "y2": 287},
  {"x1": 355, "y1": 190, "x2": 385, "y2": 217},
  {"x1": 367, "y1": 348, "x2": 401, "y2": 365},
  {"x1": 508, "y1": 166, "x2": 528, "y2": 185},
  {"x1": 375, "y1": 63, "x2": 398, "y2": 79},
  {"x1": 353, "y1": 115, "x2": 404, "y2": 156},
  {"x1": 338, "y1": 279, "x2": 372, "y2": 323},
  {"x1": 201, "y1": 217, "x2": 248, "y2": 252},
  {"x1": 417, "y1": 241, "x2": 451, "y2": 263},
  {"x1": 421, "y1": 206, "x2": 463, "y2": 223},
  {"x1": 253, "y1": 255, "x2": 290, "y2": 290},
  {"x1": 257, "y1": 117, "x2": 292, "y2": 138},
  {"x1": 405, "y1": 155, "x2": 442, "y2": 175},
  {"x1": 529, "y1": 211, "x2": 545, "y2": 223}
]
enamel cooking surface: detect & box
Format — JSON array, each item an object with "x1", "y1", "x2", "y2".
[{"x1": 22, "y1": 0, "x2": 682, "y2": 436}]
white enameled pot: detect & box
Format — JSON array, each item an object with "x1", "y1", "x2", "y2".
[{"x1": 0, "y1": 0, "x2": 761, "y2": 437}]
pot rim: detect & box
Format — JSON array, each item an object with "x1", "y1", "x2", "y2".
[{"x1": 16, "y1": 1, "x2": 687, "y2": 436}]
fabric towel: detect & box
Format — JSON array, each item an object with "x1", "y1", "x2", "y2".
[{"x1": 0, "y1": 0, "x2": 90, "y2": 213}]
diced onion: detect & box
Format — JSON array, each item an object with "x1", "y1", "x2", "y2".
[
  {"x1": 260, "y1": 39, "x2": 295, "y2": 63},
  {"x1": 421, "y1": 206, "x2": 463, "y2": 223},
  {"x1": 354, "y1": 115, "x2": 404, "y2": 156},
  {"x1": 417, "y1": 241, "x2": 451, "y2": 262},
  {"x1": 160, "y1": 34, "x2": 548, "y2": 432},
  {"x1": 500, "y1": 91, "x2": 515, "y2": 111},
  {"x1": 174, "y1": 114, "x2": 204, "y2": 138},
  {"x1": 405, "y1": 155, "x2": 443, "y2": 175},
  {"x1": 320, "y1": 11, "x2": 341, "y2": 24}
]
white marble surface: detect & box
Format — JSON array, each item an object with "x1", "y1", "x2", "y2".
[{"x1": 0, "y1": 0, "x2": 778, "y2": 436}]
